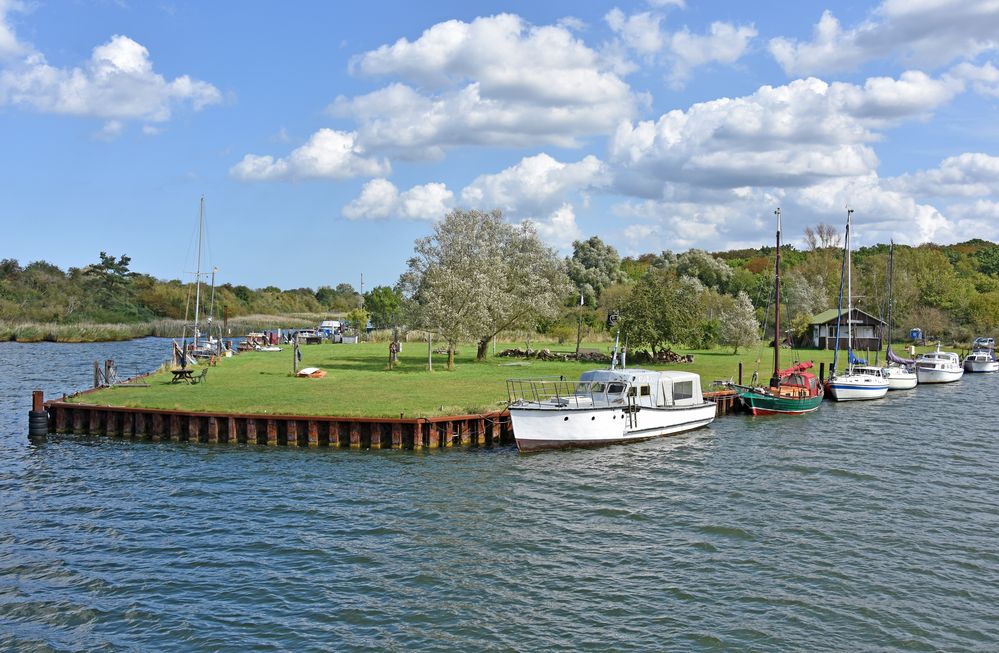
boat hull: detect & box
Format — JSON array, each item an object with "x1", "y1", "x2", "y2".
[
  {"x1": 826, "y1": 378, "x2": 889, "y2": 401},
  {"x1": 738, "y1": 392, "x2": 822, "y2": 415},
  {"x1": 915, "y1": 368, "x2": 964, "y2": 383},
  {"x1": 510, "y1": 402, "x2": 716, "y2": 452},
  {"x1": 884, "y1": 367, "x2": 917, "y2": 390},
  {"x1": 964, "y1": 360, "x2": 999, "y2": 373}
]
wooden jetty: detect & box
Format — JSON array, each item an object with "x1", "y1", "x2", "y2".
[{"x1": 35, "y1": 388, "x2": 741, "y2": 449}]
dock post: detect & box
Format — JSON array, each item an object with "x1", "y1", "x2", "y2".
[
  {"x1": 819, "y1": 362, "x2": 825, "y2": 382},
  {"x1": 738, "y1": 362, "x2": 743, "y2": 385},
  {"x1": 28, "y1": 390, "x2": 47, "y2": 438}
]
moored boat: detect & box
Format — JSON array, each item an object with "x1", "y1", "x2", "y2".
[
  {"x1": 736, "y1": 362, "x2": 823, "y2": 415},
  {"x1": 825, "y1": 209, "x2": 888, "y2": 402},
  {"x1": 881, "y1": 243, "x2": 917, "y2": 390},
  {"x1": 915, "y1": 345, "x2": 964, "y2": 383},
  {"x1": 963, "y1": 349, "x2": 998, "y2": 373},
  {"x1": 729, "y1": 208, "x2": 824, "y2": 415},
  {"x1": 507, "y1": 368, "x2": 716, "y2": 451}
]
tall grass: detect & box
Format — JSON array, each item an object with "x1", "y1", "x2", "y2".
[{"x1": 0, "y1": 314, "x2": 329, "y2": 342}]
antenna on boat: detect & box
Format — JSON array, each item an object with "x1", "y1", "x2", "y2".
[{"x1": 611, "y1": 332, "x2": 620, "y2": 370}]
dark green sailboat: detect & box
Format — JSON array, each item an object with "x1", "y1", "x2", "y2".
[{"x1": 731, "y1": 208, "x2": 824, "y2": 415}]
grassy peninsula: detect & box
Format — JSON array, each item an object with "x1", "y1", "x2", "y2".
[{"x1": 72, "y1": 340, "x2": 856, "y2": 418}]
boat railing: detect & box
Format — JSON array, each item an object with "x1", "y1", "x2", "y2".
[{"x1": 506, "y1": 377, "x2": 600, "y2": 408}]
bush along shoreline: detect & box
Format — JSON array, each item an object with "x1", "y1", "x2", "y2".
[{"x1": 0, "y1": 315, "x2": 323, "y2": 343}]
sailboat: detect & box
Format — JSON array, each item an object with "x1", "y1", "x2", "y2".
[
  {"x1": 182, "y1": 196, "x2": 222, "y2": 359},
  {"x1": 825, "y1": 209, "x2": 889, "y2": 401},
  {"x1": 730, "y1": 208, "x2": 824, "y2": 415},
  {"x1": 881, "y1": 242, "x2": 917, "y2": 389}
]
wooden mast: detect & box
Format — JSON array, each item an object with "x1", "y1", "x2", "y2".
[{"x1": 773, "y1": 208, "x2": 781, "y2": 382}]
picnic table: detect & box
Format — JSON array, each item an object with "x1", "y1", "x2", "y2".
[{"x1": 171, "y1": 369, "x2": 194, "y2": 384}]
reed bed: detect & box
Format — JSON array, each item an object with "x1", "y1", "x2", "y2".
[{"x1": 0, "y1": 314, "x2": 327, "y2": 343}]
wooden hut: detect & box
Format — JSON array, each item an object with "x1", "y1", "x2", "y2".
[{"x1": 809, "y1": 308, "x2": 885, "y2": 351}]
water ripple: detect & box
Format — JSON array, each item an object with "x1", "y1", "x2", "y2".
[{"x1": 1, "y1": 339, "x2": 999, "y2": 651}]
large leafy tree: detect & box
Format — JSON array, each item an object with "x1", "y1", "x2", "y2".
[
  {"x1": 719, "y1": 291, "x2": 760, "y2": 353},
  {"x1": 363, "y1": 285, "x2": 404, "y2": 329},
  {"x1": 675, "y1": 249, "x2": 734, "y2": 293},
  {"x1": 565, "y1": 236, "x2": 630, "y2": 305},
  {"x1": 399, "y1": 209, "x2": 571, "y2": 368},
  {"x1": 619, "y1": 267, "x2": 703, "y2": 356}
]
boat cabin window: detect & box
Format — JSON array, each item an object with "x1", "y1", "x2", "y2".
[
  {"x1": 589, "y1": 382, "x2": 605, "y2": 393},
  {"x1": 640, "y1": 385, "x2": 651, "y2": 396},
  {"x1": 574, "y1": 382, "x2": 591, "y2": 394},
  {"x1": 673, "y1": 381, "x2": 694, "y2": 401},
  {"x1": 607, "y1": 382, "x2": 626, "y2": 395},
  {"x1": 627, "y1": 386, "x2": 637, "y2": 397}
]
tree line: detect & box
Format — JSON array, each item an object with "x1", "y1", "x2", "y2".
[
  {"x1": 4, "y1": 213, "x2": 998, "y2": 360},
  {"x1": 0, "y1": 254, "x2": 367, "y2": 324}
]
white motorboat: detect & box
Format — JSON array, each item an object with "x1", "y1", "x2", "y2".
[
  {"x1": 883, "y1": 364, "x2": 918, "y2": 390},
  {"x1": 507, "y1": 368, "x2": 716, "y2": 452},
  {"x1": 963, "y1": 349, "x2": 998, "y2": 373},
  {"x1": 824, "y1": 209, "x2": 889, "y2": 402},
  {"x1": 915, "y1": 346, "x2": 964, "y2": 383}
]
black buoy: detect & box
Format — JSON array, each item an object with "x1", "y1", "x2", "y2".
[{"x1": 28, "y1": 390, "x2": 48, "y2": 438}]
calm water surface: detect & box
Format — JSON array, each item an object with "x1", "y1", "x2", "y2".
[{"x1": 1, "y1": 338, "x2": 997, "y2": 651}]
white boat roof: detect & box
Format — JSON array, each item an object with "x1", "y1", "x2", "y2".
[{"x1": 578, "y1": 368, "x2": 700, "y2": 384}]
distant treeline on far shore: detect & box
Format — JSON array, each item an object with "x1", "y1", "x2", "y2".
[{"x1": 3, "y1": 229, "x2": 999, "y2": 345}]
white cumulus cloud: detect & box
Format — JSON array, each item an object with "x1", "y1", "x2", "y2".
[
  {"x1": 887, "y1": 152, "x2": 999, "y2": 197},
  {"x1": 524, "y1": 203, "x2": 584, "y2": 252},
  {"x1": 230, "y1": 129, "x2": 390, "y2": 181},
  {"x1": 770, "y1": 1, "x2": 999, "y2": 76},
  {"x1": 667, "y1": 22, "x2": 757, "y2": 85},
  {"x1": 342, "y1": 178, "x2": 453, "y2": 221},
  {"x1": 461, "y1": 153, "x2": 609, "y2": 216},
  {"x1": 609, "y1": 72, "x2": 961, "y2": 197},
  {"x1": 0, "y1": 34, "x2": 220, "y2": 125},
  {"x1": 0, "y1": 0, "x2": 26, "y2": 60},
  {"x1": 337, "y1": 13, "x2": 639, "y2": 157}
]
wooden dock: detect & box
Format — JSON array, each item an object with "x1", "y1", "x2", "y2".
[{"x1": 37, "y1": 388, "x2": 741, "y2": 449}]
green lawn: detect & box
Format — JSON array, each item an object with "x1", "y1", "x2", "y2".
[{"x1": 69, "y1": 340, "x2": 928, "y2": 418}]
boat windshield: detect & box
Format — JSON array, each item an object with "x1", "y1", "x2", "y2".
[{"x1": 606, "y1": 382, "x2": 627, "y2": 395}]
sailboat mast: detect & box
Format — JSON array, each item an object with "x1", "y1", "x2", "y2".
[
  {"x1": 887, "y1": 241, "x2": 894, "y2": 354},
  {"x1": 846, "y1": 208, "x2": 853, "y2": 362},
  {"x1": 193, "y1": 196, "x2": 204, "y2": 349},
  {"x1": 773, "y1": 208, "x2": 781, "y2": 379}
]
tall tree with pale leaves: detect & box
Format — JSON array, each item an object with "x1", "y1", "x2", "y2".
[
  {"x1": 720, "y1": 291, "x2": 760, "y2": 353},
  {"x1": 399, "y1": 209, "x2": 570, "y2": 368}
]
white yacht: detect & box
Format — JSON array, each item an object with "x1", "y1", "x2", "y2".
[
  {"x1": 507, "y1": 368, "x2": 716, "y2": 452},
  {"x1": 915, "y1": 346, "x2": 964, "y2": 383},
  {"x1": 824, "y1": 209, "x2": 889, "y2": 402},
  {"x1": 826, "y1": 367, "x2": 889, "y2": 401},
  {"x1": 963, "y1": 349, "x2": 998, "y2": 373}
]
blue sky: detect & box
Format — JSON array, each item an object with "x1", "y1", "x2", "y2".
[{"x1": 2, "y1": 0, "x2": 999, "y2": 290}]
